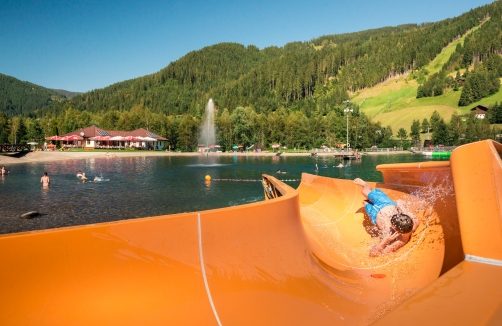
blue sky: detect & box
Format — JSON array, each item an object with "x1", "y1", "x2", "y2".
[{"x1": 0, "y1": 0, "x2": 494, "y2": 92}]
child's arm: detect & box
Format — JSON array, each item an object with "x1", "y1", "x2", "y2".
[
  {"x1": 371, "y1": 233, "x2": 411, "y2": 256},
  {"x1": 370, "y1": 232, "x2": 400, "y2": 256}
]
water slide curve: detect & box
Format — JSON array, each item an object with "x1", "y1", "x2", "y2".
[{"x1": 0, "y1": 140, "x2": 501, "y2": 325}]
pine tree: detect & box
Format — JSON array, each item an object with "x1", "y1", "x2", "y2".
[
  {"x1": 430, "y1": 111, "x2": 442, "y2": 131},
  {"x1": 410, "y1": 119, "x2": 421, "y2": 146},
  {"x1": 458, "y1": 79, "x2": 473, "y2": 106},
  {"x1": 421, "y1": 118, "x2": 430, "y2": 134},
  {"x1": 432, "y1": 118, "x2": 448, "y2": 145}
]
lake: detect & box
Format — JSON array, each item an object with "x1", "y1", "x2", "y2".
[{"x1": 0, "y1": 153, "x2": 435, "y2": 234}]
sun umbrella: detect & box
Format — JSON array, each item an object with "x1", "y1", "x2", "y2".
[
  {"x1": 27, "y1": 142, "x2": 38, "y2": 145},
  {"x1": 138, "y1": 136, "x2": 157, "y2": 141},
  {"x1": 89, "y1": 136, "x2": 111, "y2": 148},
  {"x1": 45, "y1": 135, "x2": 64, "y2": 141},
  {"x1": 232, "y1": 145, "x2": 238, "y2": 149},
  {"x1": 271, "y1": 144, "x2": 280, "y2": 149},
  {"x1": 110, "y1": 136, "x2": 126, "y2": 141},
  {"x1": 66, "y1": 135, "x2": 83, "y2": 141},
  {"x1": 123, "y1": 136, "x2": 141, "y2": 141},
  {"x1": 89, "y1": 136, "x2": 112, "y2": 141}
]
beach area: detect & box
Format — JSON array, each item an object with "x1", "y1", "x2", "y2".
[{"x1": 0, "y1": 149, "x2": 410, "y2": 165}]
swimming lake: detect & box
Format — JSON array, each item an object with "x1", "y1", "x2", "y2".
[{"x1": 0, "y1": 153, "x2": 434, "y2": 234}]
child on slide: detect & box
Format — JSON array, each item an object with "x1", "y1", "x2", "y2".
[{"x1": 354, "y1": 178, "x2": 420, "y2": 256}]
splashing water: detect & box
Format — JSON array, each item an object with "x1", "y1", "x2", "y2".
[{"x1": 406, "y1": 172, "x2": 456, "y2": 226}]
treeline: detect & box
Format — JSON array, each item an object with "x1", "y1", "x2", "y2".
[
  {"x1": 417, "y1": 3, "x2": 502, "y2": 103},
  {"x1": 458, "y1": 65, "x2": 501, "y2": 105},
  {"x1": 443, "y1": 10, "x2": 502, "y2": 71},
  {"x1": 416, "y1": 55, "x2": 502, "y2": 103},
  {"x1": 416, "y1": 71, "x2": 456, "y2": 98},
  {"x1": 420, "y1": 110, "x2": 501, "y2": 146},
  {"x1": 1, "y1": 103, "x2": 501, "y2": 152},
  {"x1": 487, "y1": 101, "x2": 502, "y2": 123}
]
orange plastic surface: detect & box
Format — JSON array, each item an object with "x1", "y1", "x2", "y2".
[
  {"x1": 0, "y1": 140, "x2": 501, "y2": 325},
  {"x1": 374, "y1": 140, "x2": 502, "y2": 325}
]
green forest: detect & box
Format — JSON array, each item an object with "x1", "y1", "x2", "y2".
[{"x1": 1, "y1": 1, "x2": 502, "y2": 151}]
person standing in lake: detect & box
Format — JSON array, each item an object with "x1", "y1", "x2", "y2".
[{"x1": 40, "y1": 172, "x2": 50, "y2": 188}]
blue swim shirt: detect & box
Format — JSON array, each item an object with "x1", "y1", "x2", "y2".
[{"x1": 364, "y1": 188, "x2": 397, "y2": 224}]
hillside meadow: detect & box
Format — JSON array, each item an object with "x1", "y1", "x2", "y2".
[
  {"x1": 354, "y1": 76, "x2": 502, "y2": 133},
  {"x1": 352, "y1": 20, "x2": 502, "y2": 134}
]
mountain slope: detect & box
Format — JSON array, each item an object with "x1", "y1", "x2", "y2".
[
  {"x1": 45, "y1": 2, "x2": 490, "y2": 118},
  {"x1": 354, "y1": 9, "x2": 502, "y2": 132},
  {"x1": 2, "y1": 0, "x2": 500, "y2": 135},
  {"x1": 0, "y1": 73, "x2": 71, "y2": 117}
]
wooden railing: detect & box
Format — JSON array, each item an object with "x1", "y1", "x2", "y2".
[{"x1": 0, "y1": 144, "x2": 31, "y2": 153}]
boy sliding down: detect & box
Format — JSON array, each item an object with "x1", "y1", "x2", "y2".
[{"x1": 354, "y1": 178, "x2": 420, "y2": 256}]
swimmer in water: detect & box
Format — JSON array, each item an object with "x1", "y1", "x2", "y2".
[
  {"x1": 40, "y1": 172, "x2": 50, "y2": 188},
  {"x1": 337, "y1": 163, "x2": 344, "y2": 168},
  {"x1": 77, "y1": 170, "x2": 83, "y2": 178},
  {"x1": 354, "y1": 178, "x2": 420, "y2": 256}
]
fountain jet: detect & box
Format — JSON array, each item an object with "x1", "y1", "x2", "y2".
[{"x1": 199, "y1": 99, "x2": 216, "y2": 150}]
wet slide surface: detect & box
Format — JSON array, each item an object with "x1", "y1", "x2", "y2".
[{"x1": 0, "y1": 140, "x2": 500, "y2": 325}]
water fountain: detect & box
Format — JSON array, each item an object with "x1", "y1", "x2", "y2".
[{"x1": 199, "y1": 98, "x2": 216, "y2": 151}]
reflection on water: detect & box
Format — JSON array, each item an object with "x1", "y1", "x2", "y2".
[{"x1": 0, "y1": 154, "x2": 430, "y2": 234}]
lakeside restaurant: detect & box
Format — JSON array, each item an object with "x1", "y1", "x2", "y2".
[{"x1": 47, "y1": 126, "x2": 167, "y2": 150}]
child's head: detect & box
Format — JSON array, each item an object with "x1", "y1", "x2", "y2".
[{"x1": 391, "y1": 213, "x2": 413, "y2": 233}]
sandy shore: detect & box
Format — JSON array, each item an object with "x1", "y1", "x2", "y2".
[{"x1": 0, "y1": 149, "x2": 411, "y2": 165}]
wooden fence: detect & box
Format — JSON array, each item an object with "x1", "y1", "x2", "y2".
[{"x1": 0, "y1": 144, "x2": 32, "y2": 153}]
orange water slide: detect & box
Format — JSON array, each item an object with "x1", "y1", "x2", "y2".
[{"x1": 0, "y1": 140, "x2": 501, "y2": 325}]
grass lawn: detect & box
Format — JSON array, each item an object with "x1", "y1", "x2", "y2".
[{"x1": 372, "y1": 105, "x2": 458, "y2": 132}]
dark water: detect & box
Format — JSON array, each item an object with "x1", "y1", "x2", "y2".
[{"x1": 0, "y1": 153, "x2": 434, "y2": 234}]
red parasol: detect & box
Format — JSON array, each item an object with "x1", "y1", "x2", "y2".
[
  {"x1": 45, "y1": 135, "x2": 64, "y2": 141},
  {"x1": 89, "y1": 136, "x2": 112, "y2": 141},
  {"x1": 66, "y1": 135, "x2": 83, "y2": 141},
  {"x1": 123, "y1": 136, "x2": 141, "y2": 141}
]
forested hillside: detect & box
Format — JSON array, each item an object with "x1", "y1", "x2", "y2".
[
  {"x1": 0, "y1": 73, "x2": 68, "y2": 117},
  {"x1": 1, "y1": 1, "x2": 502, "y2": 151},
  {"x1": 40, "y1": 2, "x2": 489, "y2": 117},
  {"x1": 50, "y1": 89, "x2": 81, "y2": 100}
]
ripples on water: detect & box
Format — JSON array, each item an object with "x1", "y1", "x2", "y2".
[{"x1": 0, "y1": 153, "x2": 431, "y2": 234}]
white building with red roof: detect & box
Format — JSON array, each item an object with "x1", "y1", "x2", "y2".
[{"x1": 61, "y1": 126, "x2": 167, "y2": 150}]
